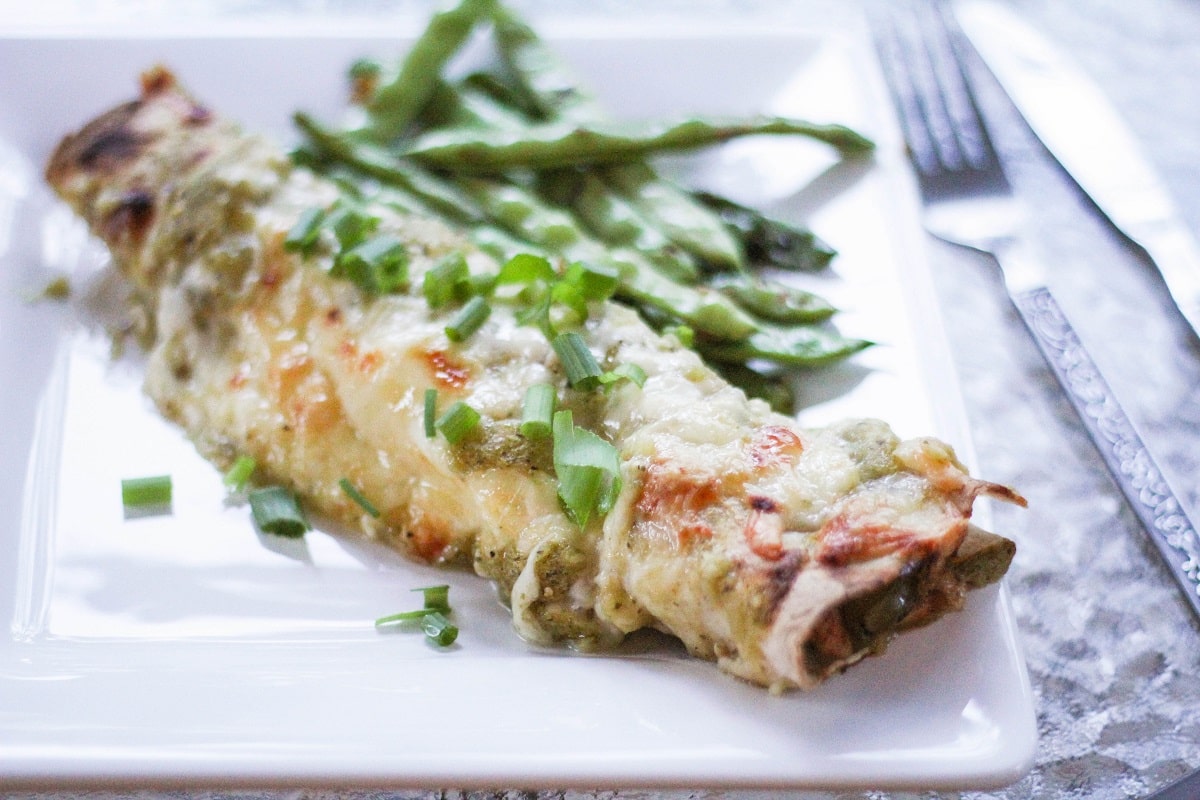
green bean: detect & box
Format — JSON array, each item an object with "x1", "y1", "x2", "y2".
[
  {"x1": 458, "y1": 71, "x2": 531, "y2": 116},
  {"x1": 417, "y1": 82, "x2": 704, "y2": 285},
  {"x1": 294, "y1": 112, "x2": 486, "y2": 224},
  {"x1": 420, "y1": 78, "x2": 527, "y2": 133},
  {"x1": 692, "y1": 190, "x2": 837, "y2": 273},
  {"x1": 328, "y1": 169, "x2": 439, "y2": 218},
  {"x1": 709, "y1": 274, "x2": 836, "y2": 324},
  {"x1": 447, "y1": 181, "x2": 755, "y2": 341},
  {"x1": 360, "y1": 0, "x2": 497, "y2": 143},
  {"x1": 468, "y1": 224, "x2": 548, "y2": 263},
  {"x1": 456, "y1": 176, "x2": 587, "y2": 252},
  {"x1": 610, "y1": 260, "x2": 758, "y2": 342},
  {"x1": 535, "y1": 168, "x2": 701, "y2": 284},
  {"x1": 489, "y1": 8, "x2": 749, "y2": 271},
  {"x1": 698, "y1": 324, "x2": 872, "y2": 368},
  {"x1": 491, "y1": 5, "x2": 601, "y2": 123},
  {"x1": 401, "y1": 115, "x2": 876, "y2": 175},
  {"x1": 452, "y1": 179, "x2": 758, "y2": 340},
  {"x1": 600, "y1": 163, "x2": 745, "y2": 273}
]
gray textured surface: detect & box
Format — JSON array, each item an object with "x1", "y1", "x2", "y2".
[{"x1": 5, "y1": 0, "x2": 1200, "y2": 798}]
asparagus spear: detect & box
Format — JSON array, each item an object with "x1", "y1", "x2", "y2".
[
  {"x1": 491, "y1": 5, "x2": 598, "y2": 123},
  {"x1": 699, "y1": 324, "x2": 872, "y2": 368},
  {"x1": 358, "y1": 0, "x2": 498, "y2": 143},
  {"x1": 692, "y1": 190, "x2": 838, "y2": 273},
  {"x1": 422, "y1": 80, "x2": 702, "y2": 284},
  {"x1": 534, "y1": 168, "x2": 701, "y2": 284},
  {"x1": 295, "y1": 111, "x2": 486, "y2": 225},
  {"x1": 401, "y1": 115, "x2": 874, "y2": 175},
  {"x1": 598, "y1": 162, "x2": 745, "y2": 273},
  {"x1": 709, "y1": 274, "x2": 837, "y2": 324}
]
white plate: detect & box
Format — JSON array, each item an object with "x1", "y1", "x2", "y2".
[{"x1": 0, "y1": 15, "x2": 1036, "y2": 792}]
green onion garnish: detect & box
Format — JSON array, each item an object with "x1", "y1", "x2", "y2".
[
  {"x1": 415, "y1": 584, "x2": 451, "y2": 612},
  {"x1": 121, "y1": 475, "x2": 172, "y2": 511},
  {"x1": 548, "y1": 280, "x2": 587, "y2": 328},
  {"x1": 374, "y1": 609, "x2": 435, "y2": 626},
  {"x1": 519, "y1": 383, "x2": 556, "y2": 439},
  {"x1": 423, "y1": 387, "x2": 438, "y2": 438},
  {"x1": 374, "y1": 584, "x2": 458, "y2": 647},
  {"x1": 599, "y1": 362, "x2": 648, "y2": 390},
  {"x1": 283, "y1": 207, "x2": 325, "y2": 254},
  {"x1": 444, "y1": 295, "x2": 491, "y2": 342},
  {"x1": 563, "y1": 261, "x2": 620, "y2": 302},
  {"x1": 339, "y1": 477, "x2": 381, "y2": 518},
  {"x1": 422, "y1": 252, "x2": 471, "y2": 309},
  {"x1": 435, "y1": 400, "x2": 481, "y2": 444},
  {"x1": 222, "y1": 455, "x2": 257, "y2": 493},
  {"x1": 326, "y1": 201, "x2": 379, "y2": 250},
  {"x1": 496, "y1": 252, "x2": 556, "y2": 285},
  {"x1": 372, "y1": 609, "x2": 458, "y2": 647},
  {"x1": 552, "y1": 331, "x2": 603, "y2": 389},
  {"x1": 248, "y1": 485, "x2": 310, "y2": 538},
  {"x1": 421, "y1": 611, "x2": 459, "y2": 647},
  {"x1": 333, "y1": 234, "x2": 409, "y2": 294},
  {"x1": 552, "y1": 410, "x2": 621, "y2": 528}
]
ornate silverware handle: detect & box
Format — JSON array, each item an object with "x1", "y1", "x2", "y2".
[{"x1": 1013, "y1": 285, "x2": 1200, "y2": 619}]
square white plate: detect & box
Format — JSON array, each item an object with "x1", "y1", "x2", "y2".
[{"x1": 0, "y1": 13, "x2": 1035, "y2": 792}]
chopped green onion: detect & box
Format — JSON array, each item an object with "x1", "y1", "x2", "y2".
[
  {"x1": 326, "y1": 201, "x2": 379, "y2": 250},
  {"x1": 121, "y1": 475, "x2": 172, "y2": 511},
  {"x1": 423, "y1": 387, "x2": 438, "y2": 438},
  {"x1": 444, "y1": 295, "x2": 491, "y2": 342},
  {"x1": 552, "y1": 331, "x2": 603, "y2": 389},
  {"x1": 493, "y1": 254, "x2": 557, "y2": 335},
  {"x1": 414, "y1": 584, "x2": 451, "y2": 612},
  {"x1": 552, "y1": 410, "x2": 621, "y2": 528},
  {"x1": 222, "y1": 455, "x2": 257, "y2": 493},
  {"x1": 519, "y1": 383, "x2": 556, "y2": 439},
  {"x1": 420, "y1": 611, "x2": 459, "y2": 647},
  {"x1": 548, "y1": 279, "x2": 588, "y2": 328},
  {"x1": 334, "y1": 234, "x2": 409, "y2": 294},
  {"x1": 599, "y1": 362, "x2": 647, "y2": 389},
  {"x1": 562, "y1": 261, "x2": 619, "y2": 302},
  {"x1": 374, "y1": 585, "x2": 458, "y2": 648},
  {"x1": 467, "y1": 271, "x2": 498, "y2": 297},
  {"x1": 339, "y1": 477, "x2": 381, "y2": 518},
  {"x1": 496, "y1": 252, "x2": 556, "y2": 286},
  {"x1": 422, "y1": 252, "x2": 471, "y2": 309},
  {"x1": 248, "y1": 485, "x2": 310, "y2": 538},
  {"x1": 375, "y1": 608, "x2": 435, "y2": 626},
  {"x1": 514, "y1": 292, "x2": 554, "y2": 337},
  {"x1": 283, "y1": 207, "x2": 325, "y2": 254},
  {"x1": 435, "y1": 400, "x2": 481, "y2": 444}
]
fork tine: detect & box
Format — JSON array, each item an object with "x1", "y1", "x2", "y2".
[{"x1": 872, "y1": 0, "x2": 1007, "y2": 188}]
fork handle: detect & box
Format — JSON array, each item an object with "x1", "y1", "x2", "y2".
[{"x1": 1012, "y1": 284, "x2": 1200, "y2": 619}]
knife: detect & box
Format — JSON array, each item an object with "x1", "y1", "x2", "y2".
[{"x1": 954, "y1": 0, "x2": 1200, "y2": 340}]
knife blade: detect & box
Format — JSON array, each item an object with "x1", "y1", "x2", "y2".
[{"x1": 954, "y1": 0, "x2": 1200, "y2": 340}]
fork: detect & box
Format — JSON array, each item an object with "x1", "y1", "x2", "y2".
[{"x1": 871, "y1": 0, "x2": 1200, "y2": 620}]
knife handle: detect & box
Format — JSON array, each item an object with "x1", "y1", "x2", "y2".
[{"x1": 1012, "y1": 284, "x2": 1200, "y2": 619}]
